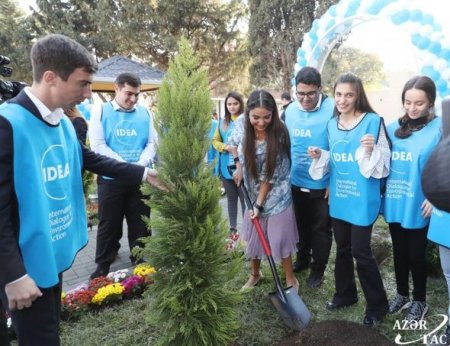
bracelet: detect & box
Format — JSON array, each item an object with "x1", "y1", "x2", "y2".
[
  {"x1": 233, "y1": 157, "x2": 240, "y2": 163},
  {"x1": 254, "y1": 202, "x2": 264, "y2": 212}
]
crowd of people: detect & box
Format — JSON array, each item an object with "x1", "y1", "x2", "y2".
[{"x1": 1, "y1": 32, "x2": 450, "y2": 345}]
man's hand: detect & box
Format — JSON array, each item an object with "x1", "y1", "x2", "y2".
[
  {"x1": 146, "y1": 169, "x2": 169, "y2": 191},
  {"x1": 5, "y1": 276, "x2": 42, "y2": 310}
]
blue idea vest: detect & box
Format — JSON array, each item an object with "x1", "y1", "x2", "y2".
[
  {"x1": 218, "y1": 118, "x2": 236, "y2": 179},
  {"x1": 328, "y1": 112, "x2": 382, "y2": 226},
  {"x1": 207, "y1": 118, "x2": 219, "y2": 176},
  {"x1": 428, "y1": 208, "x2": 450, "y2": 248},
  {"x1": 384, "y1": 117, "x2": 441, "y2": 229},
  {"x1": 0, "y1": 103, "x2": 86, "y2": 288},
  {"x1": 101, "y1": 102, "x2": 150, "y2": 163},
  {"x1": 285, "y1": 96, "x2": 334, "y2": 189}
]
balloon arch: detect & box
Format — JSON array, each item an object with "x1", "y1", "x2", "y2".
[{"x1": 295, "y1": 0, "x2": 450, "y2": 105}]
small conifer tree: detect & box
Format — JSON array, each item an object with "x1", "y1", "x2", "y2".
[{"x1": 140, "y1": 38, "x2": 241, "y2": 345}]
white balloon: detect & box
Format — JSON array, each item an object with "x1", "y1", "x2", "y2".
[
  {"x1": 408, "y1": 22, "x2": 421, "y2": 35},
  {"x1": 316, "y1": 27, "x2": 326, "y2": 40},
  {"x1": 303, "y1": 35, "x2": 312, "y2": 50},
  {"x1": 434, "y1": 58, "x2": 448, "y2": 72},
  {"x1": 441, "y1": 37, "x2": 450, "y2": 48},
  {"x1": 431, "y1": 32, "x2": 444, "y2": 42},
  {"x1": 380, "y1": 2, "x2": 403, "y2": 19},
  {"x1": 441, "y1": 68, "x2": 450, "y2": 80},
  {"x1": 419, "y1": 24, "x2": 433, "y2": 37},
  {"x1": 335, "y1": 2, "x2": 347, "y2": 18}
]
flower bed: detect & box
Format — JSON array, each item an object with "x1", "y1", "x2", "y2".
[{"x1": 61, "y1": 264, "x2": 156, "y2": 320}]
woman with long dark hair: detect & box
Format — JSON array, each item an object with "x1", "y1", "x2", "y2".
[
  {"x1": 384, "y1": 76, "x2": 440, "y2": 322},
  {"x1": 231, "y1": 90, "x2": 299, "y2": 291},
  {"x1": 309, "y1": 72, "x2": 390, "y2": 326},
  {"x1": 212, "y1": 91, "x2": 245, "y2": 235}
]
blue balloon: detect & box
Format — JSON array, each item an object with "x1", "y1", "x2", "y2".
[
  {"x1": 309, "y1": 31, "x2": 318, "y2": 42},
  {"x1": 436, "y1": 79, "x2": 448, "y2": 94},
  {"x1": 297, "y1": 49, "x2": 306, "y2": 58},
  {"x1": 311, "y1": 19, "x2": 319, "y2": 31},
  {"x1": 328, "y1": 5, "x2": 337, "y2": 17},
  {"x1": 345, "y1": 0, "x2": 360, "y2": 17},
  {"x1": 433, "y1": 23, "x2": 442, "y2": 32},
  {"x1": 410, "y1": 9, "x2": 423, "y2": 22},
  {"x1": 417, "y1": 37, "x2": 431, "y2": 50},
  {"x1": 325, "y1": 19, "x2": 336, "y2": 31},
  {"x1": 411, "y1": 34, "x2": 421, "y2": 47},
  {"x1": 391, "y1": 10, "x2": 410, "y2": 25},
  {"x1": 422, "y1": 66, "x2": 440, "y2": 81},
  {"x1": 429, "y1": 41, "x2": 442, "y2": 55},
  {"x1": 367, "y1": 0, "x2": 391, "y2": 15},
  {"x1": 421, "y1": 14, "x2": 434, "y2": 25},
  {"x1": 440, "y1": 49, "x2": 450, "y2": 60},
  {"x1": 298, "y1": 57, "x2": 307, "y2": 66}
]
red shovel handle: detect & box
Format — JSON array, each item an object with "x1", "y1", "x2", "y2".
[{"x1": 251, "y1": 217, "x2": 272, "y2": 256}]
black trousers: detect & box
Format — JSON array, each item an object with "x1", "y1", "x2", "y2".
[
  {"x1": 332, "y1": 218, "x2": 388, "y2": 317},
  {"x1": 389, "y1": 223, "x2": 428, "y2": 301},
  {"x1": 292, "y1": 186, "x2": 332, "y2": 273},
  {"x1": 95, "y1": 180, "x2": 151, "y2": 265},
  {"x1": 0, "y1": 303, "x2": 9, "y2": 346},
  {"x1": 0, "y1": 276, "x2": 62, "y2": 346}
]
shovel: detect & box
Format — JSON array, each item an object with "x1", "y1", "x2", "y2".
[{"x1": 228, "y1": 165, "x2": 311, "y2": 330}]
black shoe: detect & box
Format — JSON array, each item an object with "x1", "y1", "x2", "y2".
[
  {"x1": 326, "y1": 299, "x2": 358, "y2": 311},
  {"x1": 90, "y1": 264, "x2": 110, "y2": 280},
  {"x1": 306, "y1": 271, "x2": 324, "y2": 288},
  {"x1": 363, "y1": 314, "x2": 384, "y2": 327},
  {"x1": 293, "y1": 260, "x2": 310, "y2": 273}
]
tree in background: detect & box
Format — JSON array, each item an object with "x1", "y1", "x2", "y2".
[
  {"x1": 26, "y1": 0, "x2": 249, "y2": 92},
  {"x1": 321, "y1": 46, "x2": 386, "y2": 94},
  {"x1": 0, "y1": 0, "x2": 33, "y2": 83},
  {"x1": 139, "y1": 38, "x2": 241, "y2": 345},
  {"x1": 248, "y1": 0, "x2": 338, "y2": 91}
]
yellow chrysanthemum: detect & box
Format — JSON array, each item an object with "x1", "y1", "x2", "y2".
[
  {"x1": 133, "y1": 264, "x2": 156, "y2": 277},
  {"x1": 91, "y1": 283, "x2": 125, "y2": 305}
]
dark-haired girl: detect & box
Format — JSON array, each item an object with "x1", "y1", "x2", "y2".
[
  {"x1": 230, "y1": 90, "x2": 299, "y2": 291},
  {"x1": 309, "y1": 72, "x2": 390, "y2": 326},
  {"x1": 384, "y1": 76, "x2": 441, "y2": 322},
  {"x1": 212, "y1": 91, "x2": 245, "y2": 235}
]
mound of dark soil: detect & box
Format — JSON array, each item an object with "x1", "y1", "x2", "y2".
[{"x1": 275, "y1": 320, "x2": 394, "y2": 346}]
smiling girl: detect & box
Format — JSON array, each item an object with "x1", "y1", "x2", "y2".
[
  {"x1": 212, "y1": 91, "x2": 245, "y2": 236},
  {"x1": 230, "y1": 90, "x2": 299, "y2": 292},
  {"x1": 308, "y1": 72, "x2": 390, "y2": 326},
  {"x1": 384, "y1": 76, "x2": 441, "y2": 323}
]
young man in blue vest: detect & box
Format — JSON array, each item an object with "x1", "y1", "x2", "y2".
[
  {"x1": 0, "y1": 34, "x2": 158, "y2": 346},
  {"x1": 88, "y1": 72, "x2": 156, "y2": 279},
  {"x1": 284, "y1": 67, "x2": 333, "y2": 288}
]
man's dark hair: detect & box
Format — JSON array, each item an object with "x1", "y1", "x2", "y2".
[
  {"x1": 281, "y1": 91, "x2": 291, "y2": 101},
  {"x1": 295, "y1": 66, "x2": 321, "y2": 87},
  {"x1": 115, "y1": 72, "x2": 142, "y2": 88},
  {"x1": 31, "y1": 34, "x2": 98, "y2": 82}
]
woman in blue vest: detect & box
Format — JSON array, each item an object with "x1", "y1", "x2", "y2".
[
  {"x1": 212, "y1": 91, "x2": 245, "y2": 235},
  {"x1": 384, "y1": 76, "x2": 441, "y2": 323},
  {"x1": 230, "y1": 90, "x2": 299, "y2": 291},
  {"x1": 308, "y1": 72, "x2": 390, "y2": 326}
]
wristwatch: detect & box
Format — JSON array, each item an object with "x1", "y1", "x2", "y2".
[{"x1": 254, "y1": 202, "x2": 264, "y2": 212}]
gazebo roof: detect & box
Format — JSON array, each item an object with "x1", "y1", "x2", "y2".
[{"x1": 92, "y1": 55, "x2": 164, "y2": 92}]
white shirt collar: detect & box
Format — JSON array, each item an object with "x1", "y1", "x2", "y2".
[
  {"x1": 296, "y1": 93, "x2": 323, "y2": 112},
  {"x1": 111, "y1": 99, "x2": 136, "y2": 112},
  {"x1": 24, "y1": 87, "x2": 64, "y2": 125}
]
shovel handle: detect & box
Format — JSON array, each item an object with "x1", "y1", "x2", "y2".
[{"x1": 228, "y1": 164, "x2": 272, "y2": 257}]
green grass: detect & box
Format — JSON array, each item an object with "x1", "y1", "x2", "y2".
[{"x1": 54, "y1": 218, "x2": 448, "y2": 345}]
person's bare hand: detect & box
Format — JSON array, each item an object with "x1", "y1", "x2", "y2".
[
  {"x1": 233, "y1": 166, "x2": 243, "y2": 186},
  {"x1": 360, "y1": 134, "x2": 375, "y2": 155},
  {"x1": 5, "y1": 276, "x2": 42, "y2": 311},
  {"x1": 421, "y1": 199, "x2": 433, "y2": 218},
  {"x1": 146, "y1": 169, "x2": 169, "y2": 192},
  {"x1": 307, "y1": 146, "x2": 322, "y2": 159}
]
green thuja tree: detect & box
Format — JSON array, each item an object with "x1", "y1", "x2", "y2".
[{"x1": 139, "y1": 38, "x2": 241, "y2": 346}]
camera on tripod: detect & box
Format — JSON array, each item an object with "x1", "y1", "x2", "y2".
[{"x1": 0, "y1": 55, "x2": 27, "y2": 102}]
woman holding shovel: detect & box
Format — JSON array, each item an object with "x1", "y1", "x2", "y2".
[{"x1": 230, "y1": 89, "x2": 299, "y2": 292}]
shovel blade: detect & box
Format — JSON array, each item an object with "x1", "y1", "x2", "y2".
[{"x1": 269, "y1": 286, "x2": 311, "y2": 331}]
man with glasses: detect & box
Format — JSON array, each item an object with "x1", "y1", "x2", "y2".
[{"x1": 284, "y1": 66, "x2": 334, "y2": 288}]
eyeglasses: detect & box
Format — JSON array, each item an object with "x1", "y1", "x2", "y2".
[{"x1": 296, "y1": 90, "x2": 319, "y2": 98}]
